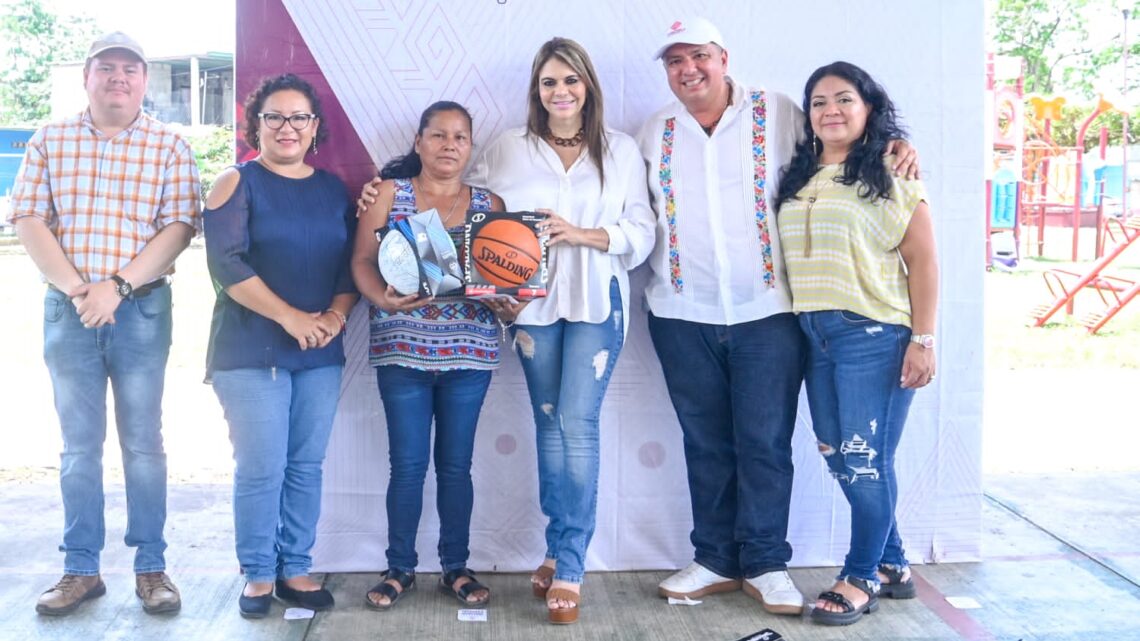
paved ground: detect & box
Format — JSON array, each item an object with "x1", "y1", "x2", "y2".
[{"x1": 3, "y1": 480, "x2": 1138, "y2": 641}]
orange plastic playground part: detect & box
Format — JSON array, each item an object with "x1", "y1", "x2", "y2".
[{"x1": 1030, "y1": 216, "x2": 1140, "y2": 333}]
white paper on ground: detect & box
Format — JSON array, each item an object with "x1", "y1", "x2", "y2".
[
  {"x1": 458, "y1": 608, "x2": 488, "y2": 621},
  {"x1": 283, "y1": 607, "x2": 315, "y2": 620},
  {"x1": 945, "y1": 596, "x2": 982, "y2": 609},
  {"x1": 667, "y1": 596, "x2": 702, "y2": 606}
]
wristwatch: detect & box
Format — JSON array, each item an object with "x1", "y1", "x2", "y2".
[
  {"x1": 910, "y1": 334, "x2": 935, "y2": 349},
  {"x1": 109, "y1": 274, "x2": 133, "y2": 299}
]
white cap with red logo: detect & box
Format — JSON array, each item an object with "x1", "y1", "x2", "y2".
[{"x1": 653, "y1": 17, "x2": 726, "y2": 60}]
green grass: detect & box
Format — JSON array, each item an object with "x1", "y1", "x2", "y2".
[{"x1": 985, "y1": 252, "x2": 1140, "y2": 370}]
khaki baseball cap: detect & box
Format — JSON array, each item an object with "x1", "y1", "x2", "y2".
[{"x1": 86, "y1": 31, "x2": 146, "y2": 63}]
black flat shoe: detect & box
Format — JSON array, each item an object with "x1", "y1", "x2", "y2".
[
  {"x1": 365, "y1": 569, "x2": 415, "y2": 611},
  {"x1": 877, "y1": 564, "x2": 916, "y2": 599},
  {"x1": 439, "y1": 567, "x2": 491, "y2": 607},
  {"x1": 275, "y1": 578, "x2": 335, "y2": 611},
  {"x1": 238, "y1": 591, "x2": 272, "y2": 619},
  {"x1": 810, "y1": 577, "x2": 879, "y2": 626}
]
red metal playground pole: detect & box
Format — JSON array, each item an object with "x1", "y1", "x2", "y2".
[{"x1": 1073, "y1": 98, "x2": 1115, "y2": 262}]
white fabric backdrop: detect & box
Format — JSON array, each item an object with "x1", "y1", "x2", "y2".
[{"x1": 285, "y1": 0, "x2": 986, "y2": 573}]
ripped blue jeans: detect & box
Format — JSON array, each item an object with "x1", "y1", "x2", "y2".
[
  {"x1": 511, "y1": 277, "x2": 623, "y2": 584},
  {"x1": 798, "y1": 310, "x2": 915, "y2": 584}
]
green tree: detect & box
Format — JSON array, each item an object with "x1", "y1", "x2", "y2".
[
  {"x1": 0, "y1": 0, "x2": 97, "y2": 126},
  {"x1": 991, "y1": 0, "x2": 1140, "y2": 98},
  {"x1": 1039, "y1": 100, "x2": 1140, "y2": 149},
  {"x1": 184, "y1": 126, "x2": 236, "y2": 200}
]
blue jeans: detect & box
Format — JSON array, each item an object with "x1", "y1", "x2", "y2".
[
  {"x1": 512, "y1": 277, "x2": 624, "y2": 584},
  {"x1": 375, "y1": 365, "x2": 493, "y2": 573},
  {"x1": 43, "y1": 285, "x2": 173, "y2": 576},
  {"x1": 798, "y1": 310, "x2": 915, "y2": 584},
  {"x1": 648, "y1": 312, "x2": 805, "y2": 579},
  {"x1": 211, "y1": 365, "x2": 342, "y2": 583}
]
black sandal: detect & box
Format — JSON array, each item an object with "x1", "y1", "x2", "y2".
[
  {"x1": 877, "y1": 564, "x2": 916, "y2": 599},
  {"x1": 810, "y1": 577, "x2": 879, "y2": 626},
  {"x1": 365, "y1": 569, "x2": 415, "y2": 611},
  {"x1": 439, "y1": 568, "x2": 491, "y2": 607}
]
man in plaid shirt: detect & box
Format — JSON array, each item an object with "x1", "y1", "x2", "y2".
[{"x1": 7, "y1": 32, "x2": 201, "y2": 617}]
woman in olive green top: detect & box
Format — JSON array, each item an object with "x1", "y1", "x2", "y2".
[{"x1": 775, "y1": 61, "x2": 938, "y2": 627}]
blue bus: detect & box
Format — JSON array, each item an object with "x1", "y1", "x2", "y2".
[{"x1": 1, "y1": 128, "x2": 35, "y2": 234}]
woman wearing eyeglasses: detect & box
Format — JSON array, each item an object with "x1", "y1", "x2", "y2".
[{"x1": 203, "y1": 73, "x2": 358, "y2": 619}]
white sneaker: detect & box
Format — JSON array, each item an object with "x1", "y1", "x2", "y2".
[
  {"x1": 658, "y1": 562, "x2": 741, "y2": 599},
  {"x1": 743, "y1": 570, "x2": 804, "y2": 615}
]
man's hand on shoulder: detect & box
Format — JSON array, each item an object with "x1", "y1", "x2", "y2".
[
  {"x1": 885, "y1": 140, "x2": 920, "y2": 180},
  {"x1": 72, "y1": 280, "x2": 121, "y2": 328}
]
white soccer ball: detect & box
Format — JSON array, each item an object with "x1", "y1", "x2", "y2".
[{"x1": 378, "y1": 231, "x2": 421, "y2": 296}]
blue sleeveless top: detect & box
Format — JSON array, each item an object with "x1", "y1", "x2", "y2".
[{"x1": 368, "y1": 178, "x2": 500, "y2": 371}]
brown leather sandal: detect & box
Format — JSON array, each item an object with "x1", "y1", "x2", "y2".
[
  {"x1": 546, "y1": 587, "x2": 580, "y2": 625},
  {"x1": 531, "y1": 564, "x2": 555, "y2": 599}
]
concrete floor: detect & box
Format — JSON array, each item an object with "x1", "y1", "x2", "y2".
[{"x1": 3, "y1": 476, "x2": 1139, "y2": 641}]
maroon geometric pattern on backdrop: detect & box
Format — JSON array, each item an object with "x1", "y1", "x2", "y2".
[{"x1": 235, "y1": 0, "x2": 376, "y2": 193}]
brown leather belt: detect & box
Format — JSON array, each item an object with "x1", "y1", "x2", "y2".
[{"x1": 49, "y1": 277, "x2": 170, "y2": 298}]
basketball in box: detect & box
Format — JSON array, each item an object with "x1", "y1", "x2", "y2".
[{"x1": 463, "y1": 211, "x2": 548, "y2": 299}]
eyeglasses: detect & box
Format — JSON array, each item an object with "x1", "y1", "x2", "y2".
[{"x1": 258, "y1": 112, "x2": 317, "y2": 130}]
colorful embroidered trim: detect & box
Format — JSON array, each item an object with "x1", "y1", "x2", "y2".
[
  {"x1": 659, "y1": 117, "x2": 682, "y2": 292},
  {"x1": 751, "y1": 91, "x2": 775, "y2": 288}
]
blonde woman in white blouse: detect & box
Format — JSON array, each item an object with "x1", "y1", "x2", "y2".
[{"x1": 468, "y1": 37, "x2": 656, "y2": 624}]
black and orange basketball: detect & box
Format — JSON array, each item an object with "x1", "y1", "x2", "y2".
[{"x1": 471, "y1": 219, "x2": 542, "y2": 288}]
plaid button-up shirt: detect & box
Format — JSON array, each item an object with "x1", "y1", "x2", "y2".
[{"x1": 6, "y1": 110, "x2": 202, "y2": 282}]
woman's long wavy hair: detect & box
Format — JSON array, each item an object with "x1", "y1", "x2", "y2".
[
  {"x1": 380, "y1": 101, "x2": 473, "y2": 180},
  {"x1": 775, "y1": 61, "x2": 906, "y2": 212},
  {"x1": 526, "y1": 37, "x2": 609, "y2": 187}
]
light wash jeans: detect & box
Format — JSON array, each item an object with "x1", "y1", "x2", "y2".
[
  {"x1": 375, "y1": 366, "x2": 493, "y2": 573},
  {"x1": 211, "y1": 365, "x2": 342, "y2": 583},
  {"x1": 512, "y1": 278, "x2": 623, "y2": 584},
  {"x1": 798, "y1": 310, "x2": 916, "y2": 584},
  {"x1": 43, "y1": 285, "x2": 173, "y2": 576}
]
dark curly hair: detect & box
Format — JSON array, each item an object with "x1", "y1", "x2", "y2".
[
  {"x1": 380, "y1": 101, "x2": 473, "y2": 180},
  {"x1": 242, "y1": 73, "x2": 329, "y2": 150},
  {"x1": 775, "y1": 61, "x2": 906, "y2": 212}
]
